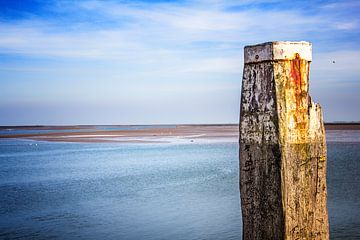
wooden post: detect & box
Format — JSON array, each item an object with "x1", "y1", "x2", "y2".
[{"x1": 239, "y1": 41, "x2": 329, "y2": 240}]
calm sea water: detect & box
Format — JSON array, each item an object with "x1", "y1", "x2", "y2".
[{"x1": 0, "y1": 130, "x2": 359, "y2": 239}]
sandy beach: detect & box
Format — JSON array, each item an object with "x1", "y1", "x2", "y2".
[
  {"x1": 0, "y1": 124, "x2": 359, "y2": 143},
  {"x1": 0, "y1": 125, "x2": 238, "y2": 143}
]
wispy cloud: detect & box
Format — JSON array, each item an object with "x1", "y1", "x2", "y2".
[
  {"x1": 1, "y1": 0, "x2": 356, "y2": 60},
  {"x1": 0, "y1": 0, "x2": 359, "y2": 124},
  {"x1": 334, "y1": 21, "x2": 358, "y2": 30},
  {"x1": 321, "y1": 0, "x2": 360, "y2": 9}
]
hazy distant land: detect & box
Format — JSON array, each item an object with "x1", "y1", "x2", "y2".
[{"x1": 0, "y1": 123, "x2": 359, "y2": 143}]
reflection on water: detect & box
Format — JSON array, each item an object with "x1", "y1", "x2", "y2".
[
  {"x1": 326, "y1": 130, "x2": 360, "y2": 143},
  {"x1": 0, "y1": 130, "x2": 359, "y2": 239}
]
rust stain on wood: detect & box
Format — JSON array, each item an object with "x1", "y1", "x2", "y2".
[{"x1": 240, "y1": 41, "x2": 329, "y2": 240}]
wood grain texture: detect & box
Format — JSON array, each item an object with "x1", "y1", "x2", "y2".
[{"x1": 240, "y1": 42, "x2": 329, "y2": 240}]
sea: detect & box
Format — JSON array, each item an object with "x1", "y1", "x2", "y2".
[{"x1": 0, "y1": 127, "x2": 359, "y2": 239}]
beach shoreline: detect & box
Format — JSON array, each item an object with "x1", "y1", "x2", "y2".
[
  {"x1": 0, "y1": 124, "x2": 359, "y2": 143},
  {"x1": 0, "y1": 125, "x2": 238, "y2": 143}
]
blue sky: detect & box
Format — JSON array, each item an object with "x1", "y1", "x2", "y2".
[{"x1": 0, "y1": 0, "x2": 359, "y2": 125}]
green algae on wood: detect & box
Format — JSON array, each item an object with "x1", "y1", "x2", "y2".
[{"x1": 240, "y1": 41, "x2": 329, "y2": 240}]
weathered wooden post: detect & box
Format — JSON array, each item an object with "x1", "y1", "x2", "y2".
[{"x1": 239, "y1": 41, "x2": 329, "y2": 239}]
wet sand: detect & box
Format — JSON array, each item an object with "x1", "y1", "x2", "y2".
[
  {"x1": 0, "y1": 125, "x2": 238, "y2": 143},
  {"x1": 0, "y1": 124, "x2": 359, "y2": 143}
]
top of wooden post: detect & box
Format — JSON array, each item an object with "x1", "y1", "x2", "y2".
[{"x1": 244, "y1": 41, "x2": 312, "y2": 64}]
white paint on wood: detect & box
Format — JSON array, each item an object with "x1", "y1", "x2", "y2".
[{"x1": 244, "y1": 41, "x2": 312, "y2": 64}]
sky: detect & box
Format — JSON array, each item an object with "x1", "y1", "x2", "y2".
[{"x1": 0, "y1": 0, "x2": 359, "y2": 125}]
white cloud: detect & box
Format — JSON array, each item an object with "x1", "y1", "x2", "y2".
[
  {"x1": 321, "y1": 1, "x2": 360, "y2": 9},
  {"x1": 0, "y1": 1, "x2": 358, "y2": 77},
  {"x1": 181, "y1": 57, "x2": 242, "y2": 73},
  {"x1": 0, "y1": 1, "x2": 327, "y2": 66},
  {"x1": 334, "y1": 21, "x2": 358, "y2": 30},
  {"x1": 0, "y1": 0, "x2": 359, "y2": 123}
]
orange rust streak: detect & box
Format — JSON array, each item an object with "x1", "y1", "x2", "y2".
[
  {"x1": 290, "y1": 54, "x2": 302, "y2": 111},
  {"x1": 290, "y1": 58, "x2": 301, "y2": 86}
]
